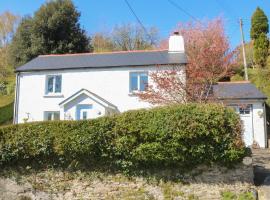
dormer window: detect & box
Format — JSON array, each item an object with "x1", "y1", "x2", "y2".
[
  {"x1": 46, "y1": 75, "x2": 62, "y2": 94},
  {"x1": 130, "y1": 72, "x2": 148, "y2": 92}
]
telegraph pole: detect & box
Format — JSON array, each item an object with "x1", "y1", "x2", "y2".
[{"x1": 239, "y1": 18, "x2": 249, "y2": 81}]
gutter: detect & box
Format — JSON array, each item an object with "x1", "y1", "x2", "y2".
[
  {"x1": 13, "y1": 72, "x2": 20, "y2": 124},
  {"x1": 15, "y1": 63, "x2": 187, "y2": 73},
  {"x1": 217, "y1": 97, "x2": 267, "y2": 101}
]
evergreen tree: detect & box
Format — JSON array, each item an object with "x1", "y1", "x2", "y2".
[
  {"x1": 250, "y1": 7, "x2": 269, "y2": 67},
  {"x1": 251, "y1": 7, "x2": 269, "y2": 40},
  {"x1": 254, "y1": 33, "x2": 269, "y2": 67},
  {"x1": 9, "y1": 0, "x2": 92, "y2": 68}
]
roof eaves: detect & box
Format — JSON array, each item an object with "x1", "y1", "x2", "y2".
[{"x1": 15, "y1": 62, "x2": 185, "y2": 73}]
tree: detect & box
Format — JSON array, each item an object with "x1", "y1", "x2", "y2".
[
  {"x1": 251, "y1": 7, "x2": 269, "y2": 40},
  {"x1": 0, "y1": 11, "x2": 20, "y2": 78},
  {"x1": 92, "y1": 24, "x2": 159, "y2": 52},
  {"x1": 253, "y1": 33, "x2": 269, "y2": 67},
  {"x1": 92, "y1": 32, "x2": 114, "y2": 52},
  {"x1": 138, "y1": 18, "x2": 236, "y2": 104},
  {"x1": 112, "y1": 24, "x2": 159, "y2": 51},
  {"x1": 0, "y1": 11, "x2": 20, "y2": 48},
  {"x1": 9, "y1": 0, "x2": 92, "y2": 68},
  {"x1": 250, "y1": 7, "x2": 269, "y2": 67}
]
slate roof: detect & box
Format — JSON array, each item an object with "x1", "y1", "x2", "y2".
[
  {"x1": 213, "y1": 82, "x2": 267, "y2": 100},
  {"x1": 16, "y1": 50, "x2": 187, "y2": 72}
]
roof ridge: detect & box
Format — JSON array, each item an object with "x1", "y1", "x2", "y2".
[{"x1": 39, "y1": 49, "x2": 169, "y2": 57}]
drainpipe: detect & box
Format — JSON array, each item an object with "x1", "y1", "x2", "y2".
[
  {"x1": 13, "y1": 72, "x2": 20, "y2": 124},
  {"x1": 263, "y1": 102, "x2": 268, "y2": 148}
]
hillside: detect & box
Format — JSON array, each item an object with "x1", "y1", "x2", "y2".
[{"x1": 0, "y1": 74, "x2": 15, "y2": 125}]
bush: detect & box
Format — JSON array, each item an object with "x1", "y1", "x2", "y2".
[
  {"x1": 0, "y1": 104, "x2": 246, "y2": 171},
  {"x1": 0, "y1": 81, "x2": 7, "y2": 95},
  {"x1": 0, "y1": 102, "x2": 13, "y2": 125}
]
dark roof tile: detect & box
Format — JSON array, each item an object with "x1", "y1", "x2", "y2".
[
  {"x1": 16, "y1": 50, "x2": 187, "y2": 72},
  {"x1": 213, "y1": 82, "x2": 267, "y2": 100}
]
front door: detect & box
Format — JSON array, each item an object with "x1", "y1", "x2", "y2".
[
  {"x1": 76, "y1": 104, "x2": 92, "y2": 120},
  {"x1": 229, "y1": 104, "x2": 253, "y2": 146},
  {"x1": 238, "y1": 104, "x2": 253, "y2": 146}
]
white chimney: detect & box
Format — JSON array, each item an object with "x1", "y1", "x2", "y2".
[{"x1": 169, "y1": 31, "x2": 185, "y2": 53}]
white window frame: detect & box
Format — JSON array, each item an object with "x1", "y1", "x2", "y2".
[
  {"x1": 45, "y1": 75, "x2": 62, "y2": 94},
  {"x1": 129, "y1": 71, "x2": 148, "y2": 93},
  {"x1": 44, "y1": 111, "x2": 60, "y2": 121}
]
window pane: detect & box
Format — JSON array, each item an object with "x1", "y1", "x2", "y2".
[
  {"x1": 45, "y1": 111, "x2": 60, "y2": 121},
  {"x1": 55, "y1": 76, "x2": 62, "y2": 93},
  {"x1": 239, "y1": 105, "x2": 251, "y2": 115},
  {"x1": 47, "y1": 113, "x2": 53, "y2": 121},
  {"x1": 130, "y1": 73, "x2": 138, "y2": 91},
  {"x1": 140, "y1": 73, "x2": 148, "y2": 91},
  {"x1": 54, "y1": 112, "x2": 60, "y2": 120},
  {"x1": 47, "y1": 77, "x2": 54, "y2": 93},
  {"x1": 83, "y1": 111, "x2": 87, "y2": 120}
]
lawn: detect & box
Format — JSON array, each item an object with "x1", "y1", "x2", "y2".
[{"x1": 0, "y1": 74, "x2": 15, "y2": 125}]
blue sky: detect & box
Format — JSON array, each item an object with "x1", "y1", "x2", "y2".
[{"x1": 0, "y1": 0, "x2": 269, "y2": 48}]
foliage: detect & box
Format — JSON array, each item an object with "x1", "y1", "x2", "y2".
[
  {"x1": 0, "y1": 11, "x2": 20, "y2": 47},
  {"x1": 112, "y1": 24, "x2": 158, "y2": 51},
  {"x1": 235, "y1": 42, "x2": 254, "y2": 69},
  {"x1": 92, "y1": 32, "x2": 115, "y2": 52},
  {"x1": 9, "y1": 0, "x2": 92, "y2": 68},
  {"x1": 139, "y1": 18, "x2": 236, "y2": 104},
  {"x1": 0, "y1": 102, "x2": 13, "y2": 125},
  {"x1": 253, "y1": 33, "x2": 269, "y2": 67},
  {"x1": 250, "y1": 7, "x2": 269, "y2": 40},
  {"x1": 0, "y1": 104, "x2": 246, "y2": 172},
  {"x1": 0, "y1": 11, "x2": 20, "y2": 78},
  {"x1": 92, "y1": 23, "x2": 159, "y2": 52},
  {"x1": 250, "y1": 7, "x2": 269, "y2": 68},
  {"x1": 221, "y1": 191, "x2": 255, "y2": 200},
  {"x1": 249, "y1": 68, "x2": 270, "y2": 105}
]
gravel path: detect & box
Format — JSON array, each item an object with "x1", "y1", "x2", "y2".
[{"x1": 252, "y1": 148, "x2": 270, "y2": 199}]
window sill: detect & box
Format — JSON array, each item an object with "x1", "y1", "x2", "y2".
[
  {"x1": 128, "y1": 93, "x2": 138, "y2": 97},
  {"x1": 128, "y1": 91, "x2": 145, "y2": 96},
  {"x1": 43, "y1": 94, "x2": 64, "y2": 98}
]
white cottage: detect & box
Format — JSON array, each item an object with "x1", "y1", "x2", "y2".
[
  {"x1": 14, "y1": 33, "x2": 186, "y2": 123},
  {"x1": 14, "y1": 33, "x2": 268, "y2": 148}
]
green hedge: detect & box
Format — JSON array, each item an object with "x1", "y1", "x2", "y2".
[
  {"x1": 0, "y1": 102, "x2": 13, "y2": 125},
  {"x1": 0, "y1": 104, "x2": 246, "y2": 171}
]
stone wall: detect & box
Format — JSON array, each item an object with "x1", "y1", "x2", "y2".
[{"x1": 0, "y1": 157, "x2": 255, "y2": 200}]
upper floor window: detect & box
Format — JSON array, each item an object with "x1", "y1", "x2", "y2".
[
  {"x1": 46, "y1": 75, "x2": 62, "y2": 94},
  {"x1": 130, "y1": 72, "x2": 148, "y2": 92}
]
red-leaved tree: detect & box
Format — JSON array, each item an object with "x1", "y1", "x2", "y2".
[{"x1": 138, "y1": 18, "x2": 236, "y2": 104}]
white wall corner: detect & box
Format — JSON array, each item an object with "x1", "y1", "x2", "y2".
[{"x1": 169, "y1": 32, "x2": 185, "y2": 53}]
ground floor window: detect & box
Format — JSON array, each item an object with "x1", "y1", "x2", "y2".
[{"x1": 44, "y1": 111, "x2": 60, "y2": 121}]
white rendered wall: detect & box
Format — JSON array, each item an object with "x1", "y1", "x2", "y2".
[
  {"x1": 16, "y1": 65, "x2": 185, "y2": 123},
  {"x1": 252, "y1": 102, "x2": 267, "y2": 148},
  {"x1": 63, "y1": 93, "x2": 106, "y2": 120}
]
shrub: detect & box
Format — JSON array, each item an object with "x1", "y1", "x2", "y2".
[
  {"x1": 0, "y1": 104, "x2": 246, "y2": 171},
  {"x1": 0, "y1": 102, "x2": 13, "y2": 125}
]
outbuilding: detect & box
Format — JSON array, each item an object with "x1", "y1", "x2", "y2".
[{"x1": 214, "y1": 81, "x2": 268, "y2": 148}]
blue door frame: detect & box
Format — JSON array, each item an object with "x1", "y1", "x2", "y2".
[{"x1": 76, "y1": 104, "x2": 92, "y2": 120}]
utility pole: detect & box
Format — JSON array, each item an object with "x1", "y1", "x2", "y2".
[{"x1": 239, "y1": 18, "x2": 248, "y2": 81}]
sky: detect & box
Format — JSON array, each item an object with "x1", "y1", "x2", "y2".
[{"x1": 0, "y1": 0, "x2": 269, "y2": 48}]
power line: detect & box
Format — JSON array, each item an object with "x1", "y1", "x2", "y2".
[
  {"x1": 124, "y1": 0, "x2": 149, "y2": 36},
  {"x1": 167, "y1": 0, "x2": 201, "y2": 24},
  {"x1": 123, "y1": 0, "x2": 167, "y2": 62},
  {"x1": 214, "y1": 0, "x2": 239, "y2": 20}
]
